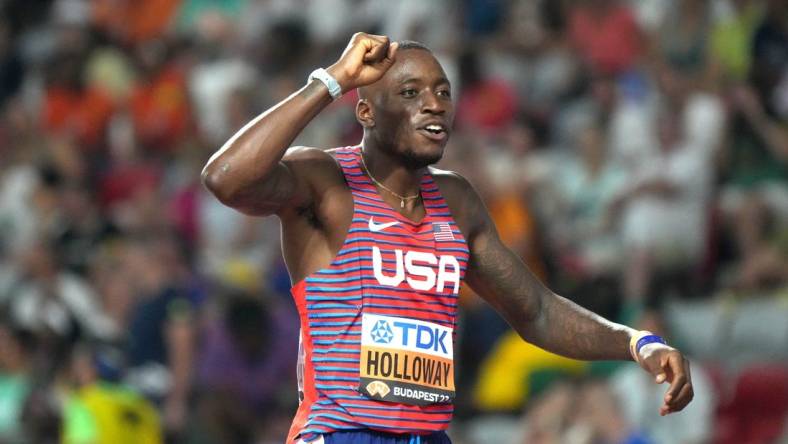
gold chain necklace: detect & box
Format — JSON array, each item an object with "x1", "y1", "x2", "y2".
[{"x1": 359, "y1": 153, "x2": 421, "y2": 208}]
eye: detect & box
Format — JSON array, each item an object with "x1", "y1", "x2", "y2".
[
  {"x1": 400, "y1": 88, "x2": 417, "y2": 98},
  {"x1": 437, "y1": 89, "x2": 451, "y2": 98}
]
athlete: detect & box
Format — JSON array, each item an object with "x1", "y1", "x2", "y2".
[{"x1": 202, "y1": 33, "x2": 694, "y2": 443}]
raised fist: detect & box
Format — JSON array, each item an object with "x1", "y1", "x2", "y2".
[{"x1": 326, "y1": 33, "x2": 399, "y2": 93}]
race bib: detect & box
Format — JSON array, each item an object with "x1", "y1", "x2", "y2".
[{"x1": 359, "y1": 314, "x2": 455, "y2": 405}]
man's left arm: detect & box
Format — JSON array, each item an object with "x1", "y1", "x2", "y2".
[{"x1": 457, "y1": 177, "x2": 694, "y2": 415}]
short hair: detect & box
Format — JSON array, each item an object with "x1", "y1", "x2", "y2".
[
  {"x1": 357, "y1": 40, "x2": 433, "y2": 100},
  {"x1": 396, "y1": 40, "x2": 432, "y2": 53}
]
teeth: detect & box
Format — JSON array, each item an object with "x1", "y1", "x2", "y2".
[{"x1": 425, "y1": 124, "x2": 443, "y2": 132}]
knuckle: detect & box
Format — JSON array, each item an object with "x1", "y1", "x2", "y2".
[{"x1": 372, "y1": 36, "x2": 389, "y2": 47}]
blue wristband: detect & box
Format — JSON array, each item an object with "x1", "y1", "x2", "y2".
[{"x1": 636, "y1": 334, "x2": 666, "y2": 354}]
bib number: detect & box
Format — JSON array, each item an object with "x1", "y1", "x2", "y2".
[{"x1": 359, "y1": 314, "x2": 455, "y2": 405}]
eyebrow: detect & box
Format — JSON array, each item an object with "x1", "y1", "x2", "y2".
[{"x1": 397, "y1": 76, "x2": 451, "y2": 87}]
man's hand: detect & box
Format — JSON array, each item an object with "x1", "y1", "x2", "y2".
[
  {"x1": 326, "y1": 33, "x2": 399, "y2": 93},
  {"x1": 638, "y1": 345, "x2": 694, "y2": 416}
]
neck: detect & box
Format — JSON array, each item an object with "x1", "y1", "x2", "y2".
[{"x1": 360, "y1": 141, "x2": 425, "y2": 201}]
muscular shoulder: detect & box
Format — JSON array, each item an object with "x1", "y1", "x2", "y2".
[
  {"x1": 429, "y1": 166, "x2": 468, "y2": 190},
  {"x1": 430, "y1": 167, "x2": 487, "y2": 239},
  {"x1": 278, "y1": 146, "x2": 351, "y2": 222},
  {"x1": 281, "y1": 146, "x2": 345, "y2": 187},
  {"x1": 282, "y1": 146, "x2": 340, "y2": 169}
]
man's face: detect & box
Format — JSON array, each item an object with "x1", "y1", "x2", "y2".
[{"x1": 361, "y1": 49, "x2": 454, "y2": 169}]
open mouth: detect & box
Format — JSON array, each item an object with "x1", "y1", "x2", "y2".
[
  {"x1": 419, "y1": 124, "x2": 448, "y2": 141},
  {"x1": 424, "y1": 124, "x2": 445, "y2": 135}
]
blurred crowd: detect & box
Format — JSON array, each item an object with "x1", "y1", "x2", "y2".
[{"x1": 0, "y1": 0, "x2": 786, "y2": 443}]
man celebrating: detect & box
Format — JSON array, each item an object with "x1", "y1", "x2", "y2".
[{"x1": 202, "y1": 33, "x2": 693, "y2": 444}]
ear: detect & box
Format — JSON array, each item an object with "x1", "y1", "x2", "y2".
[{"x1": 356, "y1": 99, "x2": 375, "y2": 129}]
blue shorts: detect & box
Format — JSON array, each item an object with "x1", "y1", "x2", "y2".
[{"x1": 315, "y1": 430, "x2": 452, "y2": 444}]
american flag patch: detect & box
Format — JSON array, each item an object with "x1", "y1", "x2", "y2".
[{"x1": 433, "y1": 222, "x2": 455, "y2": 241}]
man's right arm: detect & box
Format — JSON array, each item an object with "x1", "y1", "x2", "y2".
[{"x1": 201, "y1": 33, "x2": 399, "y2": 216}]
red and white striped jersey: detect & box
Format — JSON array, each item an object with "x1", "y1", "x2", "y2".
[{"x1": 288, "y1": 146, "x2": 470, "y2": 442}]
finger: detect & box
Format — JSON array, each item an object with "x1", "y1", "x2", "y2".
[
  {"x1": 673, "y1": 381, "x2": 694, "y2": 410},
  {"x1": 379, "y1": 42, "x2": 399, "y2": 68},
  {"x1": 667, "y1": 360, "x2": 694, "y2": 410},
  {"x1": 345, "y1": 33, "x2": 385, "y2": 62},
  {"x1": 663, "y1": 356, "x2": 688, "y2": 403},
  {"x1": 684, "y1": 357, "x2": 693, "y2": 384},
  {"x1": 662, "y1": 381, "x2": 694, "y2": 415},
  {"x1": 351, "y1": 32, "x2": 386, "y2": 46},
  {"x1": 362, "y1": 36, "x2": 390, "y2": 63},
  {"x1": 386, "y1": 41, "x2": 399, "y2": 62}
]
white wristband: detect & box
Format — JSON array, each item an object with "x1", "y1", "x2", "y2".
[
  {"x1": 308, "y1": 68, "x2": 342, "y2": 100},
  {"x1": 629, "y1": 330, "x2": 669, "y2": 364},
  {"x1": 638, "y1": 342, "x2": 666, "y2": 360}
]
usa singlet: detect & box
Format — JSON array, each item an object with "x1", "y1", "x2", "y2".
[{"x1": 288, "y1": 146, "x2": 470, "y2": 442}]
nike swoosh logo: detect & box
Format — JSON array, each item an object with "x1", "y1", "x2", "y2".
[{"x1": 368, "y1": 217, "x2": 399, "y2": 232}]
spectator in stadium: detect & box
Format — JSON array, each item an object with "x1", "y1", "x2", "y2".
[
  {"x1": 455, "y1": 48, "x2": 518, "y2": 134},
  {"x1": 187, "y1": 11, "x2": 258, "y2": 146},
  {"x1": 0, "y1": 18, "x2": 24, "y2": 108},
  {"x1": 0, "y1": 318, "x2": 33, "y2": 443},
  {"x1": 0, "y1": 134, "x2": 41, "y2": 260},
  {"x1": 727, "y1": 197, "x2": 788, "y2": 293},
  {"x1": 62, "y1": 344, "x2": 163, "y2": 444},
  {"x1": 613, "y1": 107, "x2": 715, "y2": 318},
  {"x1": 719, "y1": 81, "x2": 787, "y2": 294},
  {"x1": 195, "y1": 290, "x2": 298, "y2": 443},
  {"x1": 119, "y1": 235, "x2": 196, "y2": 438},
  {"x1": 567, "y1": 0, "x2": 643, "y2": 76},
  {"x1": 709, "y1": 0, "x2": 764, "y2": 83},
  {"x1": 130, "y1": 38, "x2": 193, "y2": 155},
  {"x1": 42, "y1": 40, "x2": 114, "y2": 152},
  {"x1": 551, "y1": 122, "x2": 626, "y2": 283},
  {"x1": 53, "y1": 182, "x2": 118, "y2": 277},
  {"x1": 750, "y1": 0, "x2": 788, "y2": 119},
  {"x1": 7, "y1": 240, "x2": 115, "y2": 344},
  {"x1": 519, "y1": 378, "x2": 652, "y2": 444}
]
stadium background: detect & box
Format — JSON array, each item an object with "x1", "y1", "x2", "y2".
[{"x1": 0, "y1": 0, "x2": 786, "y2": 442}]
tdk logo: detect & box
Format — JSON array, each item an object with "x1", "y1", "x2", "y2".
[
  {"x1": 392, "y1": 321, "x2": 448, "y2": 354},
  {"x1": 362, "y1": 314, "x2": 453, "y2": 359},
  {"x1": 371, "y1": 320, "x2": 394, "y2": 344}
]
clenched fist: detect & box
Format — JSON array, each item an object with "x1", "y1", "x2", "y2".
[{"x1": 326, "y1": 33, "x2": 399, "y2": 93}]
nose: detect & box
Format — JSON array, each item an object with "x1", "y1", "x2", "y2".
[{"x1": 421, "y1": 90, "x2": 447, "y2": 115}]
